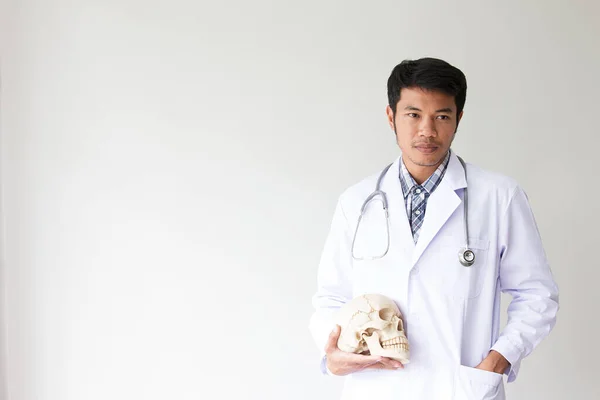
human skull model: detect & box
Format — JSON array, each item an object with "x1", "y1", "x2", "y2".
[{"x1": 335, "y1": 294, "x2": 410, "y2": 364}]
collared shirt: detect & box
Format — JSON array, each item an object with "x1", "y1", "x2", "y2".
[{"x1": 399, "y1": 150, "x2": 451, "y2": 243}]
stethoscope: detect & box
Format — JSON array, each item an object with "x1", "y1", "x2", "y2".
[{"x1": 351, "y1": 155, "x2": 475, "y2": 267}]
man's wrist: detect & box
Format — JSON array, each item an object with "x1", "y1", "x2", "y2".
[
  {"x1": 487, "y1": 350, "x2": 510, "y2": 374},
  {"x1": 476, "y1": 350, "x2": 510, "y2": 374}
]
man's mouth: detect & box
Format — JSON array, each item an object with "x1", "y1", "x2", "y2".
[{"x1": 414, "y1": 145, "x2": 439, "y2": 154}]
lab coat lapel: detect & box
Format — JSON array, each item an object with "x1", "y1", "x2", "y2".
[{"x1": 411, "y1": 151, "x2": 467, "y2": 267}]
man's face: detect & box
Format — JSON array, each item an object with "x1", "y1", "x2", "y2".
[{"x1": 386, "y1": 87, "x2": 463, "y2": 170}]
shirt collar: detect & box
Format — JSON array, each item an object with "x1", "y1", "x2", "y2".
[{"x1": 399, "y1": 150, "x2": 451, "y2": 199}]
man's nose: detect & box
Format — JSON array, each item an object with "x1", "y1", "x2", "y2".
[{"x1": 418, "y1": 117, "x2": 437, "y2": 136}]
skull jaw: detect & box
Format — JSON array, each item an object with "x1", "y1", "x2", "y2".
[{"x1": 363, "y1": 331, "x2": 411, "y2": 364}]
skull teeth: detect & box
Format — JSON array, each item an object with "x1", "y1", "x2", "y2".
[
  {"x1": 382, "y1": 343, "x2": 409, "y2": 351},
  {"x1": 380, "y1": 337, "x2": 409, "y2": 352},
  {"x1": 381, "y1": 337, "x2": 407, "y2": 345}
]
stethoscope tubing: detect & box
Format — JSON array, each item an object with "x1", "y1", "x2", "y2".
[{"x1": 351, "y1": 154, "x2": 474, "y2": 267}]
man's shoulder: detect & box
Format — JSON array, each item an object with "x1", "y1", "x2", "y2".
[
  {"x1": 335, "y1": 158, "x2": 523, "y2": 213},
  {"x1": 338, "y1": 159, "x2": 521, "y2": 195},
  {"x1": 463, "y1": 162, "x2": 525, "y2": 211},
  {"x1": 338, "y1": 167, "x2": 385, "y2": 205},
  {"x1": 464, "y1": 161, "x2": 519, "y2": 192}
]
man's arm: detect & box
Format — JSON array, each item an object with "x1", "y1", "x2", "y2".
[
  {"x1": 308, "y1": 198, "x2": 401, "y2": 375},
  {"x1": 308, "y1": 199, "x2": 354, "y2": 362},
  {"x1": 488, "y1": 185, "x2": 559, "y2": 382}
]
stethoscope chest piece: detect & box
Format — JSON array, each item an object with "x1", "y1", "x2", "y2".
[{"x1": 458, "y1": 248, "x2": 475, "y2": 267}]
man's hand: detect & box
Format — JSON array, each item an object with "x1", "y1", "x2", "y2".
[
  {"x1": 475, "y1": 350, "x2": 510, "y2": 374},
  {"x1": 324, "y1": 325, "x2": 404, "y2": 376}
]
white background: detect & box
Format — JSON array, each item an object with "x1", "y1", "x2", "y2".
[{"x1": 1, "y1": 0, "x2": 599, "y2": 399}]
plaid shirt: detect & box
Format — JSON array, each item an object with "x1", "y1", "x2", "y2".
[{"x1": 399, "y1": 150, "x2": 451, "y2": 243}]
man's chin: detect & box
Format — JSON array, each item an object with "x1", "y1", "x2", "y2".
[{"x1": 408, "y1": 154, "x2": 443, "y2": 168}]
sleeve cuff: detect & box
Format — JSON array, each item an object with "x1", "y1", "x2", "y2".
[
  {"x1": 320, "y1": 354, "x2": 334, "y2": 375},
  {"x1": 491, "y1": 337, "x2": 524, "y2": 383}
]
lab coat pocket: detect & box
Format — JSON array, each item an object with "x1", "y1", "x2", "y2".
[
  {"x1": 454, "y1": 365, "x2": 503, "y2": 400},
  {"x1": 433, "y1": 237, "x2": 490, "y2": 299}
]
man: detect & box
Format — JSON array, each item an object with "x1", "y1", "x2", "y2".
[{"x1": 308, "y1": 58, "x2": 559, "y2": 400}]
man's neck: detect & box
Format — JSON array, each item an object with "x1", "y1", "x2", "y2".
[{"x1": 403, "y1": 159, "x2": 441, "y2": 185}]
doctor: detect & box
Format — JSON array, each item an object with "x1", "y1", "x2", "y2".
[{"x1": 308, "y1": 58, "x2": 559, "y2": 400}]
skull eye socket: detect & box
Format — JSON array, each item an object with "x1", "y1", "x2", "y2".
[{"x1": 379, "y1": 308, "x2": 395, "y2": 321}]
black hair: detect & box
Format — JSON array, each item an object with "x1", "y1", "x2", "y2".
[{"x1": 387, "y1": 58, "x2": 467, "y2": 117}]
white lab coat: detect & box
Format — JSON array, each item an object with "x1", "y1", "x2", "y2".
[{"x1": 309, "y1": 152, "x2": 559, "y2": 400}]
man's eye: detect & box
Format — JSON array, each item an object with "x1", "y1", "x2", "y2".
[
  {"x1": 437, "y1": 115, "x2": 450, "y2": 120},
  {"x1": 407, "y1": 113, "x2": 419, "y2": 118}
]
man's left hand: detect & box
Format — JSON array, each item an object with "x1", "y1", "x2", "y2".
[{"x1": 475, "y1": 350, "x2": 510, "y2": 374}]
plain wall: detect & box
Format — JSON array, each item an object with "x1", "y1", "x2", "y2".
[{"x1": 1, "y1": 0, "x2": 599, "y2": 399}]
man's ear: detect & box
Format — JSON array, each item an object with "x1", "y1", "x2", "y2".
[
  {"x1": 386, "y1": 105, "x2": 395, "y2": 131},
  {"x1": 456, "y1": 110, "x2": 464, "y2": 131}
]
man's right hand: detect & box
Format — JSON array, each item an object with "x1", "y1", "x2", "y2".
[{"x1": 324, "y1": 325, "x2": 404, "y2": 376}]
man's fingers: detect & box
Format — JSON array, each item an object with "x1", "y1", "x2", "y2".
[
  {"x1": 377, "y1": 357, "x2": 404, "y2": 369},
  {"x1": 324, "y1": 325, "x2": 341, "y2": 353},
  {"x1": 364, "y1": 362, "x2": 400, "y2": 370},
  {"x1": 362, "y1": 357, "x2": 403, "y2": 370},
  {"x1": 353, "y1": 354, "x2": 384, "y2": 366},
  {"x1": 337, "y1": 351, "x2": 400, "y2": 368}
]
